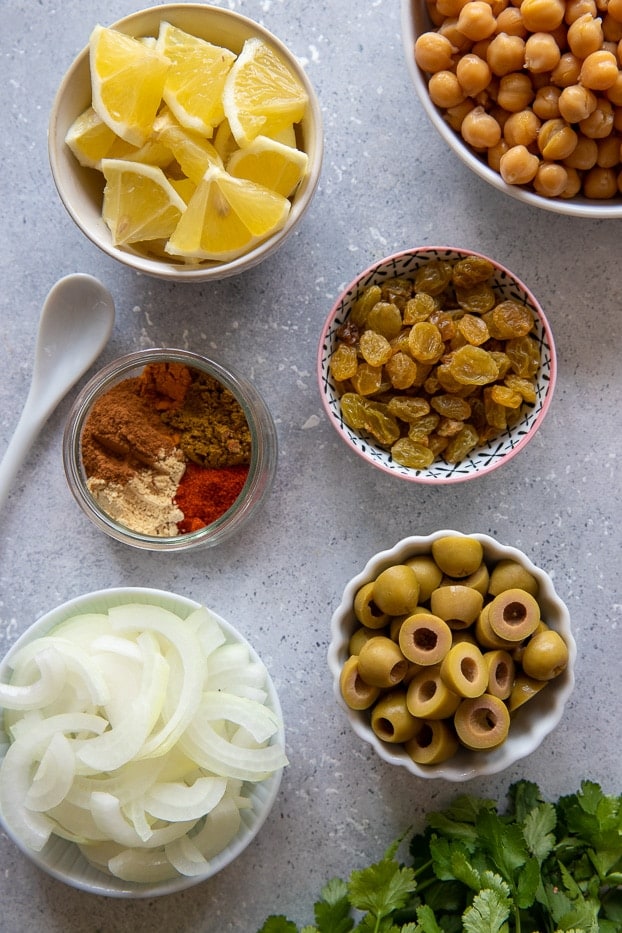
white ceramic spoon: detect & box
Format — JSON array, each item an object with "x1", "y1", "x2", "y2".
[{"x1": 0, "y1": 273, "x2": 115, "y2": 511}]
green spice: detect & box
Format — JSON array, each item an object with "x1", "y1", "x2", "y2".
[{"x1": 257, "y1": 780, "x2": 622, "y2": 933}]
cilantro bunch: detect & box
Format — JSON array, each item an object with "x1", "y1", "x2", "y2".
[{"x1": 257, "y1": 780, "x2": 622, "y2": 933}]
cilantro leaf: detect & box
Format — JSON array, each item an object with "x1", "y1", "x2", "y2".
[
  {"x1": 348, "y1": 856, "x2": 416, "y2": 921},
  {"x1": 462, "y1": 886, "x2": 511, "y2": 933},
  {"x1": 475, "y1": 808, "x2": 528, "y2": 882},
  {"x1": 313, "y1": 877, "x2": 354, "y2": 933},
  {"x1": 257, "y1": 917, "x2": 299, "y2": 933},
  {"x1": 508, "y1": 780, "x2": 543, "y2": 823},
  {"x1": 522, "y1": 801, "x2": 557, "y2": 863}
]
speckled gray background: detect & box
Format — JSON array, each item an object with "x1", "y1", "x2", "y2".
[{"x1": 0, "y1": 0, "x2": 620, "y2": 930}]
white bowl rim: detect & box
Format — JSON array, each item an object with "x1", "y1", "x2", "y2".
[
  {"x1": 318, "y1": 245, "x2": 557, "y2": 484},
  {"x1": 400, "y1": 0, "x2": 622, "y2": 219},
  {"x1": 47, "y1": 3, "x2": 324, "y2": 282},
  {"x1": 0, "y1": 586, "x2": 285, "y2": 897},
  {"x1": 328, "y1": 530, "x2": 576, "y2": 781}
]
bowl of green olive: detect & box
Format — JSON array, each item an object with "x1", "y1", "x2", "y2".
[
  {"x1": 317, "y1": 246, "x2": 555, "y2": 483},
  {"x1": 401, "y1": 0, "x2": 622, "y2": 218},
  {"x1": 327, "y1": 530, "x2": 576, "y2": 780}
]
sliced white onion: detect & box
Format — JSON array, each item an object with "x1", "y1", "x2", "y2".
[
  {"x1": 107, "y1": 845, "x2": 177, "y2": 883},
  {"x1": 179, "y1": 721, "x2": 288, "y2": 782},
  {"x1": 188, "y1": 796, "x2": 242, "y2": 860},
  {"x1": 89, "y1": 791, "x2": 196, "y2": 848},
  {"x1": 200, "y1": 691, "x2": 282, "y2": 744},
  {"x1": 0, "y1": 646, "x2": 66, "y2": 711},
  {"x1": 144, "y1": 775, "x2": 227, "y2": 822},
  {"x1": 25, "y1": 732, "x2": 75, "y2": 812}
]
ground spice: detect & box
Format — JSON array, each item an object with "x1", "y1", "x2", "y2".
[{"x1": 175, "y1": 462, "x2": 250, "y2": 533}]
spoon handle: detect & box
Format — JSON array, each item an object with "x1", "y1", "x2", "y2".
[{"x1": 0, "y1": 402, "x2": 47, "y2": 512}]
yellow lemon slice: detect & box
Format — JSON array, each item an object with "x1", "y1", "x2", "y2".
[
  {"x1": 222, "y1": 37, "x2": 309, "y2": 147},
  {"x1": 65, "y1": 107, "x2": 173, "y2": 170},
  {"x1": 156, "y1": 22, "x2": 236, "y2": 136},
  {"x1": 101, "y1": 158, "x2": 186, "y2": 246},
  {"x1": 153, "y1": 108, "x2": 223, "y2": 184},
  {"x1": 227, "y1": 134, "x2": 308, "y2": 197},
  {"x1": 90, "y1": 24, "x2": 170, "y2": 146},
  {"x1": 165, "y1": 164, "x2": 290, "y2": 261}
]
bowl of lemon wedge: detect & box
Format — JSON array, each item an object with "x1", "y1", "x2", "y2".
[{"x1": 48, "y1": 4, "x2": 323, "y2": 281}]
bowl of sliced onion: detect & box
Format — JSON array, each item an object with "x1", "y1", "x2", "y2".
[{"x1": 0, "y1": 587, "x2": 286, "y2": 897}]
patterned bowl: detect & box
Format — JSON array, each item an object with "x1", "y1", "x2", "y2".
[{"x1": 317, "y1": 246, "x2": 556, "y2": 484}]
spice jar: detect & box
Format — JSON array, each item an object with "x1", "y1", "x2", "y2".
[{"x1": 63, "y1": 349, "x2": 277, "y2": 550}]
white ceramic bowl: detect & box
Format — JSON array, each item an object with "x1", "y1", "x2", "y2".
[
  {"x1": 48, "y1": 3, "x2": 323, "y2": 281},
  {"x1": 0, "y1": 587, "x2": 285, "y2": 896},
  {"x1": 318, "y1": 246, "x2": 556, "y2": 484},
  {"x1": 328, "y1": 531, "x2": 576, "y2": 781},
  {"x1": 401, "y1": 0, "x2": 622, "y2": 219}
]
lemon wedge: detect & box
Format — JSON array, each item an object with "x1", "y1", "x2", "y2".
[
  {"x1": 227, "y1": 134, "x2": 308, "y2": 198},
  {"x1": 165, "y1": 164, "x2": 290, "y2": 262},
  {"x1": 222, "y1": 37, "x2": 308, "y2": 147},
  {"x1": 101, "y1": 158, "x2": 186, "y2": 246},
  {"x1": 153, "y1": 108, "x2": 223, "y2": 184}
]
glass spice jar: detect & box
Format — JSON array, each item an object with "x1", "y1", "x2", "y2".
[{"x1": 63, "y1": 348, "x2": 277, "y2": 551}]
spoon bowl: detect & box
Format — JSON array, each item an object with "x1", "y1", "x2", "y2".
[{"x1": 0, "y1": 273, "x2": 115, "y2": 510}]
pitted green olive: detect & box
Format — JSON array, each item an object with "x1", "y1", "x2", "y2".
[
  {"x1": 431, "y1": 535, "x2": 484, "y2": 578},
  {"x1": 372, "y1": 564, "x2": 420, "y2": 616},
  {"x1": 454, "y1": 693, "x2": 510, "y2": 750},
  {"x1": 339, "y1": 655, "x2": 381, "y2": 710},
  {"x1": 349, "y1": 626, "x2": 379, "y2": 656},
  {"x1": 508, "y1": 673, "x2": 548, "y2": 711},
  {"x1": 475, "y1": 604, "x2": 516, "y2": 649},
  {"x1": 357, "y1": 636, "x2": 408, "y2": 688},
  {"x1": 488, "y1": 588, "x2": 540, "y2": 641},
  {"x1": 453, "y1": 561, "x2": 490, "y2": 596},
  {"x1": 404, "y1": 718, "x2": 459, "y2": 765},
  {"x1": 406, "y1": 665, "x2": 461, "y2": 719},
  {"x1": 482, "y1": 649, "x2": 515, "y2": 700},
  {"x1": 440, "y1": 642, "x2": 488, "y2": 698},
  {"x1": 521, "y1": 630, "x2": 569, "y2": 680},
  {"x1": 431, "y1": 584, "x2": 484, "y2": 628},
  {"x1": 405, "y1": 555, "x2": 443, "y2": 602},
  {"x1": 354, "y1": 582, "x2": 390, "y2": 629},
  {"x1": 370, "y1": 690, "x2": 419, "y2": 743},
  {"x1": 398, "y1": 613, "x2": 452, "y2": 666},
  {"x1": 488, "y1": 559, "x2": 539, "y2": 598}
]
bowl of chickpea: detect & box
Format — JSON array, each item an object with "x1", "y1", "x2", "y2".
[
  {"x1": 402, "y1": 0, "x2": 622, "y2": 217},
  {"x1": 317, "y1": 245, "x2": 556, "y2": 483},
  {"x1": 327, "y1": 530, "x2": 576, "y2": 780}
]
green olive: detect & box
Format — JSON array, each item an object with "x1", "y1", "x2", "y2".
[
  {"x1": 488, "y1": 559, "x2": 539, "y2": 598},
  {"x1": 406, "y1": 665, "x2": 461, "y2": 719},
  {"x1": 507, "y1": 673, "x2": 548, "y2": 711},
  {"x1": 354, "y1": 582, "x2": 390, "y2": 629},
  {"x1": 372, "y1": 564, "x2": 420, "y2": 616},
  {"x1": 349, "y1": 626, "x2": 379, "y2": 656},
  {"x1": 475, "y1": 604, "x2": 516, "y2": 649},
  {"x1": 398, "y1": 613, "x2": 452, "y2": 666},
  {"x1": 454, "y1": 693, "x2": 511, "y2": 750},
  {"x1": 404, "y1": 555, "x2": 443, "y2": 602},
  {"x1": 404, "y1": 718, "x2": 460, "y2": 765},
  {"x1": 430, "y1": 584, "x2": 484, "y2": 628},
  {"x1": 431, "y1": 535, "x2": 484, "y2": 578},
  {"x1": 440, "y1": 642, "x2": 488, "y2": 698},
  {"x1": 521, "y1": 630, "x2": 569, "y2": 680},
  {"x1": 370, "y1": 690, "x2": 419, "y2": 743},
  {"x1": 488, "y1": 588, "x2": 540, "y2": 642},
  {"x1": 454, "y1": 562, "x2": 490, "y2": 596},
  {"x1": 339, "y1": 655, "x2": 381, "y2": 710},
  {"x1": 357, "y1": 636, "x2": 408, "y2": 688},
  {"x1": 482, "y1": 649, "x2": 515, "y2": 700}
]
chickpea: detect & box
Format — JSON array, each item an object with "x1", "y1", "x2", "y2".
[
  {"x1": 580, "y1": 49, "x2": 620, "y2": 89},
  {"x1": 538, "y1": 117, "x2": 579, "y2": 158},
  {"x1": 445, "y1": 99, "x2": 477, "y2": 130},
  {"x1": 461, "y1": 106, "x2": 502, "y2": 148},
  {"x1": 551, "y1": 52, "x2": 582, "y2": 86},
  {"x1": 563, "y1": 133, "x2": 598, "y2": 167},
  {"x1": 579, "y1": 97, "x2": 615, "y2": 136},
  {"x1": 613, "y1": 104, "x2": 622, "y2": 130},
  {"x1": 471, "y1": 37, "x2": 493, "y2": 59},
  {"x1": 597, "y1": 134, "x2": 620, "y2": 165},
  {"x1": 456, "y1": 53, "x2": 493, "y2": 95},
  {"x1": 495, "y1": 6, "x2": 528, "y2": 35},
  {"x1": 558, "y1": 83, "x2": 598, "y2": 121},
  {"x1": 436, "y1": 0, "x2": 471, "y2": 15},
  {"x1": 602, "y1": 12, "x2": 622, "y2": 42},
  {"x1": 584, "y1": 164, "x2": 619, "y2": 195},
  {"x1": 533, "y1": 160, "x2": 569, "y2": 195},
  {"x1": 561, "y1": 166, "x2": 583, "y2": 196},
  {"x1": 533, "y1": 84, "x2": 562, "y2": 118},
  {"x1": 415, "y1": 32, "x2": 457, "y2": 72},
  {"x1": 564, "y1": 0, "x2": 597, "y2": 24},
  {"x1": 609, "y1": 0, "x2": 622, "y2": 20},
  {"x1": 438, "y1": 17, "x2": 473, "y2": 51},
  {"x1": 486, "y1": 33, "x2": 526, "y2": 74},
  {"x1": 497, "y1": 72, "x2": 536, "y2": 110},
  {"x1": 490, "y1": 0, "x2": 511, "y2": 15},
  {"x1": 520, "y1": 0, "x2": 566, "y2": 31},
  {"x1": 499, "y1": 143, "x2": 541, "y2": 182},
  {"x1": 487, "y1": 138, "x2": 510, "y2": 170},
  {"x1": 567, "y1": 11, "x2": 604, "y2": 57},
  {"x1": 503, "y1": 108, "x2": 541, "y2": 145},
  {"x1": 606, "y1": 72, "x2": 622, "y2": 104},
  {"x1": 428, "y1": 69, "x2": 467, "y2": 108},
  {"x1": 524, "y1": 31, "x2": 561, "y2": 71},
  {"x1": 457, "y1": 1, "x2": 498, "y2": 40}
]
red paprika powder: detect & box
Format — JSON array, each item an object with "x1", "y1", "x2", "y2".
[{"x1": 175, "y1": 462, "x2": 250, "y2": 533}]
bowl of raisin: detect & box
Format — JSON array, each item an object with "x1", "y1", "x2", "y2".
[
  {"x1": 327, "y1": 530, "x2": 576, "y2": 780},
  {"x1": 317, "y1": 246, "x2": 556, "y2": 483},
  {"x1": 401, "y1": 0, "x2": 622, "y2": 218}
]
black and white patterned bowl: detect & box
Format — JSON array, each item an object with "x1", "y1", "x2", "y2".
[{"x1": 317, "y1": 246, "x2": 556, "y2": 484}]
